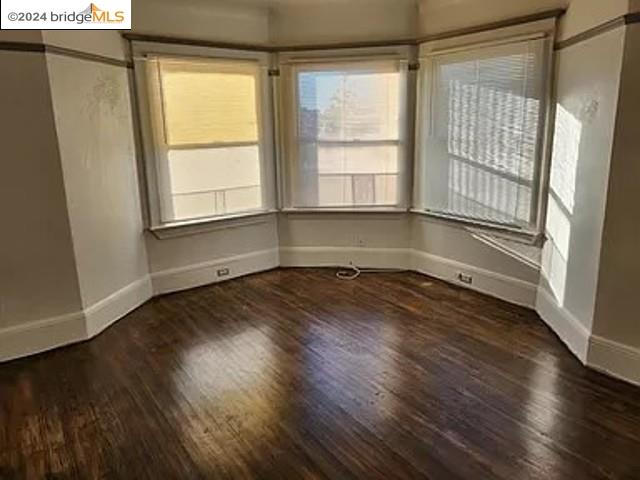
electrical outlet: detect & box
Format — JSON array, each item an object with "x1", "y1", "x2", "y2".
[
  {"x1": 458, "y1": 273, "x2": 473, "y2": 285},
  {"x1": 217, "y1": 268, "x2": 230, "y2": 277}
]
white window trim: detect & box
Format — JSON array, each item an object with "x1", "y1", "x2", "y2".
[
  {"x1": 148, "y1": 210, "x2": 278, "y2": 240},
  {"x1": 412, "y1": 19, "x2": 557, "y2": 241},
  {"x1": 131, "y1": 40, "x2": 277, "y2": 231},
  {"x1": 277, "y1": 45, "x2": 417, "y2": 212}
]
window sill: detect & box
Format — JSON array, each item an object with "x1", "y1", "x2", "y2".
[
  {"x1": 281, "y1": 207, "x2": 409, "y2": 214},
  {"x1": 410, "y1": 208, "x2": 540, "y2": 243},
  {"x1": 411, "y1": 209, "x2": 543, "y2": 269},
  {"x1": 469, "y1": 230, "x2": 542, "y2": 270},
  {"x1": 148, "y1": 210, "x2": 278, "y2": 239}
]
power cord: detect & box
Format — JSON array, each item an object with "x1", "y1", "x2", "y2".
[{"x1": 335, "y1": 264, "x2": 406, "y2": 280}]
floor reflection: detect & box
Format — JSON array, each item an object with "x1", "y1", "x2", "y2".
[
  {"x1": 300, "y1": 316, "x2": 400, "y2": 425},
  {"x1": 171, "y1": 325, "x2": 283, "y2": 471}
]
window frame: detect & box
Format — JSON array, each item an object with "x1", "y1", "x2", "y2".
[
  {"x1": 413, "y1": 29, "x2": 555, "y2": 241},
  {"x1": 277, "y1": 46, "x2": 416, "y2": 212},
  {"x1": 132, "y1": 41, "x2": 277, "y2": 230}
]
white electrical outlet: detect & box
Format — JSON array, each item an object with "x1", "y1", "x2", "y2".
[
  {"x1": 217, "y1": 268, "x2": 230, "y2": 277},
  {"x1": 457, "y1": 273, "x2": 473, "y2": 284}
]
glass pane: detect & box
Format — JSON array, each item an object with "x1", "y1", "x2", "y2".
[
  {"x1": 420, "y1": 39, "x2": 546, "y2": 227},
  {"x1": 317, "y1": 176, "x2": 353, "y2": 206},
  {"x1": 292, "y1": 60, "x2": 404, "y2": 209},
  {"x1": 166, "y1": 145, "x2": 262, "y2": 221},
  {"x1": 316, "y1": 144, "x2": 399, "y2": 175},
  {"x1": 159, "y1": 59, "x2": 259, "y2": 146},
  {"x1": 353, "y1": 175, "x2": 375, "y2": 205},
  {"x1": 298, "y1": 69, "x2": 400, "y2": 141},
  {"x1": 172, "y1": 192, "x2": 217, "y2": 220},
  {"x1": 374, "y1": 174, "x2": 398, "y2": 206},
  {"x1": 444, "y1": 156, "x2": 532, "y2": 223},
  {"x1": 294, "y1": 143, "x2": 400, "y2": 207}
]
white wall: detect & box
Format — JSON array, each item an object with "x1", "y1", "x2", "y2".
[
  {"x1": 279, "y1": 213, "x2": 410, "y2": 265},
  {"x1": 591, "y1": 23, "x2": 640, "y2": 348},
  {"x1": 411, "y1": 217, "x2": 539, "y2": 284},
  {"x1": 270, "y1": 0, "x2": 417, "y2": 45},
  {"x1": 145, "y1": 216, "x2": 279, "y2": 294},
  {"x1": 535, "y1": 21, "x2": 625, "y2": 363},
  {"x1": 279, "y1": 213, "x2": 410, "y2": 249},
  {"x1": 146, "y1": 218, "x2": 278, "y2": 274},
  {"x1": 46, "y1": 48, "x2": 150, "y2": 309},
  {"x1": 0, "y1": 50, "x2": 82, "y2": 330},
  {"x1": 278, "y1": 213, "x2": 411, "y2": 276}
]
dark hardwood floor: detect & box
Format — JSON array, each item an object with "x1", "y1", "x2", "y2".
[{"x1": 1, "y1": 269, "x2": 640, "y2": 479}]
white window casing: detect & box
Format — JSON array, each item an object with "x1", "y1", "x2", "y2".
[
  {"x1": 132, "y1": 41, "x2": 277, "y2": 230},
  {"x1": 278, "y1": 47, "x2": 415, "y2": 212},
  {"x1": 414, "y1": 28, "x2": 554, "y2": 238}
]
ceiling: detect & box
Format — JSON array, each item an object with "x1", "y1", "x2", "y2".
[{"x1": 195, "y1": 0, "x2": 417, "y2": 7}]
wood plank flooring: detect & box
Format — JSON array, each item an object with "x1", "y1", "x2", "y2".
[{"x1": 1, "y1": 268, "x2": 640, "y2": 479}]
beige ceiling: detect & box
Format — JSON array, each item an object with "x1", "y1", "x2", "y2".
[{"x1": 186, "y1": 0, "x2": 416, "y2": 6}]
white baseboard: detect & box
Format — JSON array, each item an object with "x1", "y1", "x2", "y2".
[
  {"x1": 411, "y1": 249, "x2": 538, "y2": 308},
  {"x1": 151, "y1": 248, "x2": 280, "y2": 295},
  {"x1": 84, "y1": 277, "x2": 153, "y2": 337},
  {"x1": 279, "y1": 246, "x2": 411, "y2": 270},
  {"x1": 4, "y1": 247, "x2": 640, "y2": 389},
  {"x1": 0, "y1": 311, "x2": 86, "y2": 363},
  {"x1": 278, "y1": 246, "x2": 535, "y2": 307},
  {"x1": 0, "y1": 276, "x2": 152, "y2": 363},
  {"x1": 588, "y1": 335, "x2": 640, "y2": 387},
  {"x1": 535, "y1": 287, "x2": 590, "y2": 363},
  {"x1": 279, "y1": 244, "x2": 640, "y2": 387},
  {"x1": 0, "y1": 249, "x2": 280, "y2": 363}
]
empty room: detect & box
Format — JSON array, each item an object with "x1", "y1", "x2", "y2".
[{"x1": 2, "y1": 0, "x2": 640, "y2": 478}]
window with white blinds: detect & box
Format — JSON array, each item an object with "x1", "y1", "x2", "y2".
[
  {"x1": 138, "y1": 54, "x2": 273, "y2": 226},
  {"x1": 283, "y1": 59, "x2": 409, "y2": 209},
  {"x1": 415, "y1": 37, "x2": 550, "y2": 231}
]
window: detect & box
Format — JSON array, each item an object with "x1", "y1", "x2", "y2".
[
  {"x1": 281, "y1": 57, "x2": 410, "y2": 210},
  {"x1": 136, "y1": 51, "x2": 274, "y2": 227},
  {"x1": 414, "y1": 36, "x2": 551, "y2": 233}
]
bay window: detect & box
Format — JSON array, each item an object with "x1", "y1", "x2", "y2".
[{"x1": 132, "y1": 35, "x2": 552, "y2": 235}]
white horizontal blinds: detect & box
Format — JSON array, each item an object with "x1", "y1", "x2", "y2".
[
  {"x1": 420, "y1": 38, "x2": 546, "y2": 228},
  {"x1": 292, "y1": 60, "x2": 405, "y2": 208},
  {"x1": 149, "y1": 56, "x2": 263, "y2": 222}
]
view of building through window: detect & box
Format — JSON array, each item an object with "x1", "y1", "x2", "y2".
[{"x1": 293, "y1": 64, "x2": 403, "y2": 207}]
